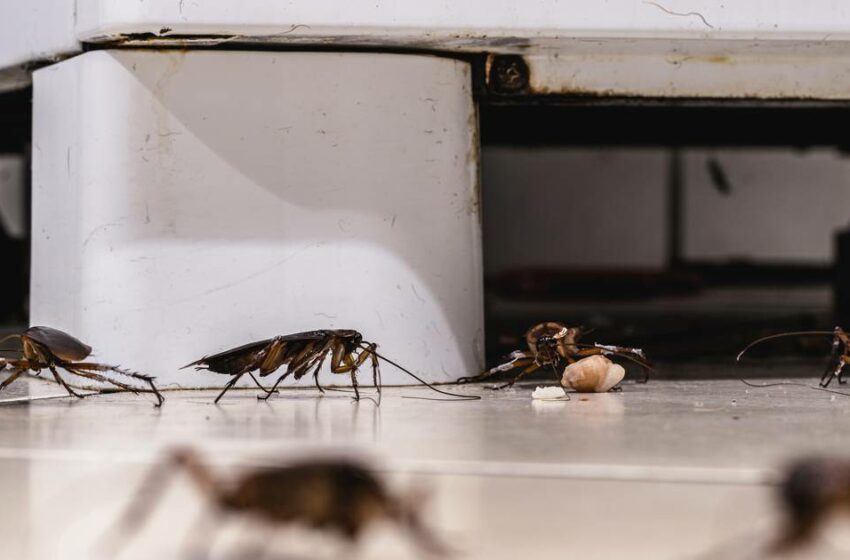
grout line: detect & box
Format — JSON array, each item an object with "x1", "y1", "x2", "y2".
[
  {"x1": 386, "y1": 458, "x2": 780, "y2": 487},
  {"x1": 0, "y1": 392, "x2": 99, "y2": 404}
]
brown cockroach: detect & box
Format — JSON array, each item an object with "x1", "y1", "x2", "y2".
[
  {"x1": 184, "y1": 329, "x2": 477, "y2": 403},
  {"x1": 0, "y1": 326, "x2": 163, "y2": 406},
  {"x1": 771, "y1": 457, "x2": 850, "y2": 552},
  {"x1": 456, "y1": 321, "x2": 651, "y2": 388},
  {"x1": 104, "y1": 448, "x2": 448, "y2": 558},
  {"x1": 737, "y1": 327, "x2": 850, "y2": 388}
]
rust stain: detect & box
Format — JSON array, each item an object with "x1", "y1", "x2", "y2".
[
  {"x1": 702, "y1": 55, "x2": 731, "y2": 64},
  {"x1": 90, "y1": 32, "x2": 534, "y2": 54},
  {"x1": 520, "y1": 82, "x2": 848, "y2": 101},
  {"x1": 528, "y1": 83, "x2": 624, "y2": 97},
  {"x1": 466, "y1": 88, "x2": 482, "y2": 224}
]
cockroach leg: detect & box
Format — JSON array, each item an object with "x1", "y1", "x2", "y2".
[
  {"x1": 71, "y1": 362, "x2": 165, "y2": 406},
  {"x1": 0, "y1": 368, "x2": 24, "y2": 391},
  {"x1": 457, "y1": 351, "x2": 534, "y2": 385},
  {"x1": 328, "y1": 345, "x2": 378, "y2": 401},
  {"x1": 247, "y1": 372, "x2": 276, "y2": 397},
  {"x1": 66, "y1": 367, "x2": 162, "y2": 406},
  {"x1": 258, "y1": 371, "x2": 293, "y2": 401},
  {"x1": 364, "y1": 343, "x2": 381, "y2": 396},
  {"x1": 350, "y1": 369, "x2": 360, "y2": 400},
  {"x1": 820, "y1": 332, "x2": 850, "y2": 388},
  {"x1": 821, "y1": 360, "x2": 844, "y2": 388},
  {"x1": 261, "y1": 343, "x2": 332, "y2": 401},
  {"x1": 214, "y1": 373, "x2": 245, "y2": 404},
  {"x1": 261, "y1": 347, "x2": 326, "y2": 401},
  {"x1": 48, "y1": 365, "x2": 86, "y2": 399},
  {"x1": 309, "y1": 351, "x2": 330, "y2": 395},
  {"x1": 68, "y1": 368, "x2": 140, "y2": 393},
  {"x1": 47, "y1": 364, "x2": 86, "y2": 399},
  {"x1": 819, "y1": 336, "x2": 842, "y2": 387},
  {"x1": 313, "y1": 369, "x2": 325, "y2": 393},
  {"x1": 494, "y1": 362, "x2": 540, "y2": 389}
]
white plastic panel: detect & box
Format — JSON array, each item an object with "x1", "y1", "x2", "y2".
[
  {"x1": 32, "y1": 50, "x2": 483, "y2": 388},
  {"x1": 70, "y1": 1, "x2": 850, "y2": 99},
  {"x1": 0, "y1": 0, "x2": 78, "y2": 91},
  {"x1": 75, "y1": 0, "x2": 850, "y2": 43},
  {"x1": 7, "y1": 0, "x2": 850, "y2": 95},
  {"x1": 526, "y1": 40, "x2": 850, "y2": 99},
  {"x1": 684, "y1": 149, "x2": 850, "y2": 263}
]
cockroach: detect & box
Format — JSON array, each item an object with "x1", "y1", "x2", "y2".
[
  {"x1": 103, "y1": 448, "x2": 448, "y2": 558},
  {"x1": 737, "y1": 327, "x2": 850, "y2": 388},
  {"x1": 184, "y1": 329, "x2": 478, "y2": 403},
  {"x1": 0, "y1": 326, "x2": 163, "y2": 406},
  {"x1": 456, "y1": 321, "x2": 651, "y2": 388},
  {"x1": 771, "y1": 457, "x2": 850, "y2": 552}
]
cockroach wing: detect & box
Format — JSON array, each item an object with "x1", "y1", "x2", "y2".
[
  {"x1": 185, "y1": 338, "x2": 275, "y2": 375},
  {"x1": 25, "y1": 326, "x2": 92, "y2": 361},
  {"x1": 275, "y1": 330, "x2": 336, "y2": 342}
]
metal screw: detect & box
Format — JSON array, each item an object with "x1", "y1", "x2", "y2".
[{"x1": 488, "y1": 55, "x2": 530, "y2": 94}]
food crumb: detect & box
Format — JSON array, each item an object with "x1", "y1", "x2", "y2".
[{"x1": 532, "y1": 386, "x2": 567, "y2": 400}]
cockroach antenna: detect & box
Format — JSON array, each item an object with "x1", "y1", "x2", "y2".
[
  {"x1": 736, "y1": 330, "x2": 835, "y2": 362},
  {"x1": 0, "y1": 333, "x2": 21, "y2": 346},
  {"x1": 362, "y1": 344, "x2": 481, "y2": 401},
  {"x1": 571, "y1": 342, "x2": 654, "y2": 371},
  {"x1": 737, "y1": 328, "x2": 850, "y2": 389}
]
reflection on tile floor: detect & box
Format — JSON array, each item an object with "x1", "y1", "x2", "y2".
[{"x1": 2, "y1": 373, "x2": 850, "y2": 558}]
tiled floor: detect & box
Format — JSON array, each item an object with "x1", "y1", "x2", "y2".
[{"x1": 2, "y1": 372, "x2": 850, "y2": 559}]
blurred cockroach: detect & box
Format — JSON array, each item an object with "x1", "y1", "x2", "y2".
[
  {"x1": 737, "y1": 327, "x2": 850, "y2": 388},
  {"x1": 456, "y1": 321, "x2": 651, "y2": 388},
  {"x1": 0, "y1": 326, "x2": 163, "y2": 406},
  {"x1": 184, "y1": 329, "x2": 477, "y2": 403},
  {"x1": 103, "y1": 448, "x2": 448, "y2": 557},
  {"x1": 772, "y1": 457, "x2": 850, "y2": 552}
]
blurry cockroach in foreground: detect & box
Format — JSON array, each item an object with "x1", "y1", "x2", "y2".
[
  {"x1": 103, "y1": 448, "x2": 449, "y2": 558},
  {"x1": 457, "y1": 321, "x2": 651, "y2": 389},
  {"x1": 772, "y1": 457, "x2": 850, "y2": 553},
  {"x1": 185, "y1": 329, "x2": 478, "y2": 403},
  {"x1": 737, "y1": 327, "x2": 850, "y2": 388},
  {"x1": 0, "y1": 326, "x2": 163, "y2": 406}
]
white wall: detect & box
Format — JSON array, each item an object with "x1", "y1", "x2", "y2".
[
  {"x1": 683, "y1": 149, "x2": 850, "y2": 263},
  {"x1": 482, "y1": 147, "x2": 850, "y2": 274}
]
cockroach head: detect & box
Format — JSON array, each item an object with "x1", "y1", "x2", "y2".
[
  {"x1": 554, "y1": 326, "x2": 583, "y2": 341},
  {"x1": 338, "y1": 330, "x2": 364, "y2": 351}
]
